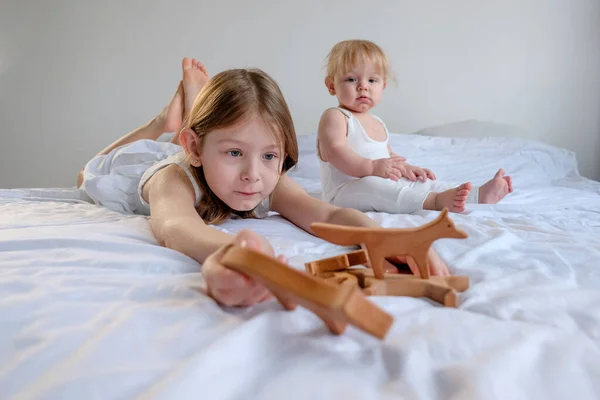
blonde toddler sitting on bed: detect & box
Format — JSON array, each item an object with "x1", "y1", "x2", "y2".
[
  {"x1": 317, "y1": 40, "x2": 514, "y2": 214},
  {"x1": 77, "y1": 57, "x2": 452, "y2": 308}
]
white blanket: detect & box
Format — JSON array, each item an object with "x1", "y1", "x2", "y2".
[{"x1": 1, "y1": 133, "x2": 599, "y2": 400}]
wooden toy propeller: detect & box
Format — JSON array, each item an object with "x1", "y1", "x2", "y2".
[{"x1": 311, "y1": 208, "x2": 467, "y2": 279}]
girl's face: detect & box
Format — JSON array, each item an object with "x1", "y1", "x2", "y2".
[
  {"x1": 200, "y1": 114, "x2": 284, "y2": 212},
  {"x1": 330, "y1": 60, "x2": 386, "y2": 113}
]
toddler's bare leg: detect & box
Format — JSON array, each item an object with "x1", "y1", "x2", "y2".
[
  {"x1": 423, "y1": 168, "x2": 514, "y2": 213},
  {"x1": 424, "y1": 183, "x2": 473, "y2": 213},
  {"x1": 479, "y1": 169, "x2": 513, "y2": 204}
]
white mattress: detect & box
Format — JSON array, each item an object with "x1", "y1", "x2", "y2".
[{"x1": 1, "y1": 133, "x2": 599, "y2": 399}]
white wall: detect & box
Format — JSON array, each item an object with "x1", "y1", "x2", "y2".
[{"x1": 1, "y1": 0, "x2": 599, "y2": 188}]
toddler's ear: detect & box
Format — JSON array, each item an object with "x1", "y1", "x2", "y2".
[
  {"x1": 325, "y1": 76, "x2": 336, "y2": 95},
  {"x1": 179, "y1": 128, "x2": 203, "y2": 167}
]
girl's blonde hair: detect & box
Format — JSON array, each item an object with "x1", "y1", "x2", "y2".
[
  {"x1": 184, "y1": 68, "x2": 298, "y2": 225},
  {"x1": 325, "y1": 39, "x2": 391, "y2": 81}
]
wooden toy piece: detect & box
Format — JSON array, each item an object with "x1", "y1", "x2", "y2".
[
  {"x1": 323, "y1": 271, "x2": 360, "y2": 287},
  {"x1": 315, "y1": 269, "x2": 468, "y2": 308},
  {"x1": 219, "y1": 244, "x2": 394, "y2": 339},
  {"x1": 304, "y1": 249, "x2": 368, "y2": 275},
  {"x1": 361, "y1": 277, "x2": 458, "y2": 307},
  {"x1": 311, "y1": 208, "x2": 468, "y2": 279},
  {"x1": 347, "y1": 269, "x2": 470, "y2": 293}
]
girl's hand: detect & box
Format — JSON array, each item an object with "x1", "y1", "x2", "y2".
[{"x1": 203, "y1": 230, "x2": 285, "y2": 307}]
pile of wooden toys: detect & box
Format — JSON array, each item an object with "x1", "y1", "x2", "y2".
[{"x1": 220, "y1": 209, "x2": 469, "y2": 339}]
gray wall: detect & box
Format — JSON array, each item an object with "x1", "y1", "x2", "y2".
[{"x1": 1, "y1": 0, "x2": 599, "y2": 188}]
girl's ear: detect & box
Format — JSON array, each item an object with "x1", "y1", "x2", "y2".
[
  {"x1": 324, "y1": 76, "x2": 336, "y2": 95},
  {"x1": 179, "y1": 128, "x2": 203, "y2": 167}
]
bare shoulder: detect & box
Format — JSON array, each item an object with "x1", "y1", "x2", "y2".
[
  {"x1": 141, "y1": 164, "x2": 196, "y2": 206},
  {"x1": 318, "y1": 109, "x2": 349, "y2": 161},
  {"x1": 319, "y1": 108, "x2": 347, "y2": 130}
]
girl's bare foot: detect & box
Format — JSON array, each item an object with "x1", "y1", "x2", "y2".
[
  {"x1": 181, "y1": 57, "x2": 210, "y2": 117},
  {"x1": 424, "y1": 182, "x2": 473, "y2": 213},
  {"x1": 161, "y1": 57, "x2": 210, "y2": 138},
  {"x1": 479, "y1": 169, "x2": 513, "y2": 204},
  {"x1": 162, "y1": 81, "x2": 184, "y2": 133}
]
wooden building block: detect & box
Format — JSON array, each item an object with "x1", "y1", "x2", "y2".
[
  {"x1": 347, "y1": 269, "x2": 469, "y2": 293},
  {"x1": 362, "y1": 277, "x2": 458, "y2": 307},
  {"x1": 305, "y1": 249, "x2": 368, "y2": 275}
]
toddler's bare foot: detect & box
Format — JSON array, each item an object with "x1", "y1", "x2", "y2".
[
  {"x1": 425, "y1": 182, "x2": 473, "y2": 213},
  {"x1": 479, "y1": 169, "x2": 513, "y2": 204},
  {"x1": 182, "y1": 57, "x2": 209, "y2": 117}
]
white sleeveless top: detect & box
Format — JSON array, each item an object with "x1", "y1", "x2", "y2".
[{"x1": 320, "y1": 107, "x2": 391, "y2": 203}]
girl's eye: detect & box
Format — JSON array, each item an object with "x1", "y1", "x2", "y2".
[
  {"x1": 227, "y1": 150, "x2": 242, "y2": 157},
  {"x1": 346, "y1": 78, "x2": 356, "y2": 82},
  {"x1": 369, "y1": 79, "x2": 377, "y2": 83},
  {"x1": 263, "y1": 153, "x2": 277, "y2": 161}
]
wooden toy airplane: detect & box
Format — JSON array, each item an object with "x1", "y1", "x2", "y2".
[{"x1": 219, "y1": 208, "x2": 469, "y2": 339}]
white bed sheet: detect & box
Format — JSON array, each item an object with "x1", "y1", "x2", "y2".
[{"x1": 1, "y1": 133, "x2": 599, "y2": 400}]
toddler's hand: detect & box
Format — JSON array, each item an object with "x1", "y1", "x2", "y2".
[
  {"x1": 372, "y1": 156, "x2": 407, "y2": 181},
  {"x1": 203, "y1": 230, "x2": 286, "y2": 307},
  {"x1": 396, "y1": 163, "x2": 436, "y2": 182}
]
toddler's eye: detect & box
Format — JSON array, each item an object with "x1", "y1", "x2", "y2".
[
  {"x1": 227, "y1": 150, "x2": 242, "y2": 157},
  {"x1": 369, "y1": 79, "x2": 377, "y2": 83},
  {"x1": 346, "y1": 78, "x2": 356, "y2": 82},
  {"x1": 263, "y1": 153, "x2": 277, "y2": 161}
]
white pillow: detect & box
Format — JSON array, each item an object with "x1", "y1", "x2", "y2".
[{"x1": 414, "y1": 119, "x2": 528, "y2": 139}]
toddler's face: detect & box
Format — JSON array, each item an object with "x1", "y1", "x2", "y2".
[
  {"x1": 331, "y1": 61, "x2": 386, "y2": 113},
  {"x1": 200, "y1": 114, "x2": 284, "y2": 212}
]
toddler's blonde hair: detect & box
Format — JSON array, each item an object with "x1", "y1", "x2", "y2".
[{"x1": 325, "y1": 39, "x2": 391, "y2": 81}]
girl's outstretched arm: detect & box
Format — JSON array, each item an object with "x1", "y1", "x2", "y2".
[
  {"x1": 270, "y1": 175, "x2": 450, "y2": 276},
  {"x1": 142, "y1": 165, "x2": 277, "y2": 306},
  {"x1": 271, "y1": 175, "x2": 380, "y2": 234},
  {"x1": 143, "y1": 164, "x2": 230, "y2": 260}
]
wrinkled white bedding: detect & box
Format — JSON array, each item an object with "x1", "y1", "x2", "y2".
[{"x1": 1, "y1": 133, "x2": 599, "y2": 400}]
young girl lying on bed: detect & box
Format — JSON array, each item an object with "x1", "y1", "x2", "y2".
[
  {"x1": 77, "y1": 58, "x2": 451, "y2": 307},
  {"x1": 317, "y1": 40, "x2": 514, "y2": 214}
]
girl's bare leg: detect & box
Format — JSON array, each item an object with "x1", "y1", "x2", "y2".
[
  {"x1": 168, "y1": 57, "x2": 209, "y2": 145},
  {"x1": 77, "y1": 58, "x2": 209, "y2": 187}
]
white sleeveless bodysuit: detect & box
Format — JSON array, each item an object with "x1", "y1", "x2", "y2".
[{"x1": 319, "y1": 107, "x2": 478, "y2": 214}]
